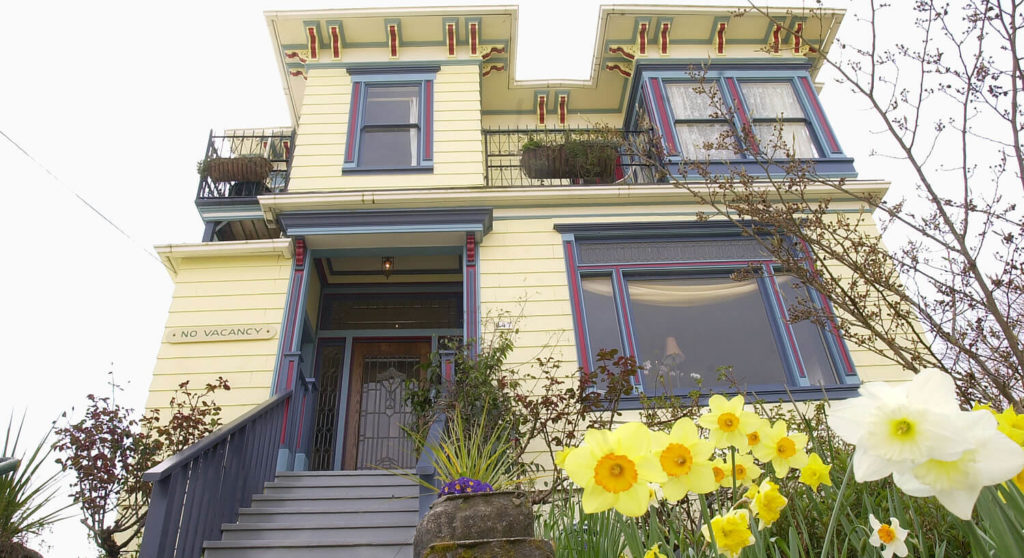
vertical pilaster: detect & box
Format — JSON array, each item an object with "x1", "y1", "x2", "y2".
[{"x1": 464, "y1": 233, "x2": 479, "y2": 354}]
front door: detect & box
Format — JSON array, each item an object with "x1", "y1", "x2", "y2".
[{"x1": 342, "y1": 340, "x2": 431, "y2": 470}]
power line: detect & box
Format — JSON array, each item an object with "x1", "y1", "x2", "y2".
[{"x1": 1, "y1": 128, "x2": 171, "y2": 271}]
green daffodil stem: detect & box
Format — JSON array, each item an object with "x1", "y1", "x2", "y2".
[{"x1": 820, "y1": 463, "x2": 854, "y2": 558}]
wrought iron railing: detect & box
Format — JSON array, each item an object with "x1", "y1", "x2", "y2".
[
  {"x1": 140, "y1": 372, "x2": 314, "y2": 558},
  {"x1": 195, "y1": 128, "x2": 295, "y2": 201},
  {"x1": 482, "y1": 128, "x2": 663, "y2": 187}
]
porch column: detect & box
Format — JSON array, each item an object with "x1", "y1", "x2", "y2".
[
  {"x1": 273, "y1": 237, "x2": 312, "y2": 471},
  {"x1": 464, "y1": 232, "x2": 480, "y2": 354}
]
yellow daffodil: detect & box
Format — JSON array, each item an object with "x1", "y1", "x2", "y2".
[
  {"x1": 749, "y1": 479, "x2": 788, "y2": 529},
  {"x1": 698, "y1": 394, "x2": 760, "y2": 450},
  {"x1": 701, "y1": 509, "x2": 755, "y2": 558},
  {"x1": 743, "y1": 415, "x2": 771, "y2": 456},
  {"x1": 562, "y1": 422, "x2": 667, "y2": 517},
  {"x1": 722, "y1": 453, "x2": 762, "y2": 488},
  {"x1": 643, "y1": 543, "x2": 668, "y2": 558},
  {"x1": 893, "y1": 409, "x2": 1024, "y2": 519},
  {"x1": 994, "y1": 407, "x2": 1024, "y2": 445},
  {"x1": 868, "y1": 514, "x2": 909, "y2": 558},
  {"x1": 710, "y1": 458, "x2": 729, "y2": 488},
  {"x1": 799, "y1": 453, "x2": 833, "y2": 491},
  {"x1": 554, "y1": 447, "x2": 574, "y2": 468},
  {"x1": 651, "y1": 417, "x2": 718, "y2": 500},
  {"x1": 828, "y1": 368, "x2": 975, "y2": 482},
  {"x1": 754, "y1": 419, "x2": 809, "y2": 477},
  {"x1": 1012, "y1": 468, "x2": 1024, "y2": 492}
]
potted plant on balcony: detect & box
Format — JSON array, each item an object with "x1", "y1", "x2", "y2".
[
  {"x1": 520, "y1": 128, "x2": 621, "y2": 184},
  {"x1": 196, "y1": 155, "x2": 274, "y2": 184}
]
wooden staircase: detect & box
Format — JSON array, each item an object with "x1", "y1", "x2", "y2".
[{"x1": 202, "y1": 470, "x2": 419, "y2": 558}]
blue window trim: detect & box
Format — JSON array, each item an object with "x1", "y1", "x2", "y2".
[
  {"x1": 559, "y1": 222, "x2": 859, "y2": 402},
  {"x1": 343, "y1": 70, "x2": 436, "y2": 172},
  {"x1": 629, "y1": 63, "x2": 856, "y2": 178}
]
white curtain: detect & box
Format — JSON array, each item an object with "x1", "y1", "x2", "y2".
[{"x1": 582, "y1": 277, "x2": 760, "y2": 307}]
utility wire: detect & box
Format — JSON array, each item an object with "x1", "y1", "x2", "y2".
[{"x1": 1, "y1": 128, "x2": 171, "y2": 271}]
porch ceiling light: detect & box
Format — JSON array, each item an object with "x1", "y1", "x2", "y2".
[{"x1": 381, "y1": 256, "x2": 395, "y2": 279}]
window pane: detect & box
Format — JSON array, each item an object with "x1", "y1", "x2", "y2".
[
  {"x1": 753, "y1": 122, "x2": 818, "y2": 158},
  {"x1": 675, "y1": 123, "x2": 736, "y2": 160},
  {"x1": 581, "y1": 276, "x2": 624, "y2": 358},
  {"x1": 626, "y1": 276, "x2": 787, "y2": 393},
  {"x1": 741, "y1": 82, "x2": 803, "y2": 118},
  {"x1": 774, "y1": 275, "x2": 838, "y2": 386},
  {"x1": 665, "y1": 82, "x2": 723, "y2": 119},
  {"x1": 364, "y1": 85, "x2": 420, "y2": 125},
  {"x1": 319, "y1": 292, "x2": 462, "y2": 330},
  {"x1": 358, "y1": 129, "x2": 418, "y2": 167}
]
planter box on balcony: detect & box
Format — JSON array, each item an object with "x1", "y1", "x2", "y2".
[
  {"x1": 202, "y1": 156, "x2": 274, "y2": 183},
  {"x1": 520, "y1": 140, "x2": 618, "y2": 183}
]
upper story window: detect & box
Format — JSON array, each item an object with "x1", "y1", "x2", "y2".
[
  {"x1": 634, "y1": 65, "x2": 855, "y2": 176},
  {"x1": 344, "y1": 68, "x2": 435, "y2": 172},
  {"x1": 557, "y1": 222, "x2": 860, "y2": 403}
]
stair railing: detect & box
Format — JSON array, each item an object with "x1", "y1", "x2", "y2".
[
  {"x1": 415, "y1": 350, "x2": 457, "y2": 518},
  {"x1": 139, "y1": 390, "x2": 292, "y2": 558}
]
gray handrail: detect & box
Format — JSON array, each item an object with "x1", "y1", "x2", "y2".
[
  {"x1": 143, "y1": 390, "x2": 291, "y2": 482},
  {"x1": 0, "y1": 457, "x2": 19, "y2": 476}
]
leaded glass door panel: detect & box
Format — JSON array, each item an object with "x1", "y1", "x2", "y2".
[{"x1": 342, "y1": 340, "x2": 430, "y2": 470}]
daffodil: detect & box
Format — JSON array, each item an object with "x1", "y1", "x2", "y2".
[
  {"x1": 643, "y1": 543, "x2": 668, "y2": 558},
  {"x1": 753, "y1": 419, "x2": 809, "y2": 477},
  {"x1": 743, "y1": 415, "x2": 772, "y2": 456},
  {"x1": 698, "y1": 394, "x2": 760, "y2": 450},
  {"x1": 554, "y1": 447, "x2": 574, "y2": 468},
  {"x1": 892, "y1": 409, "x2": 1024, "y2": 520},
  {"x1": 701, "y1": 509, "x2": 755, "y2": 558},
  {"x1": 868, "y1": 514, "x2": 909, "y2": 558},
  {"x1": 721, "y1": 452, "x2": 762, "y2": 488},
  {"x1": 710, "y1": 458, "x2": 729, "y2": 488},
  {"x1": 562, "y1": 422, "x2": 667, "y2": 517},
  {"x1": 651, "y1": 417, "x2": 718, "y2": 500},
  {"x1": 799, "y1": 452, "x2": 833, "y2": 491},
  {"x1": 748, "y1": 479, "x2": 788, "y2": 529},
  {"x1": 828, "y1": 368, "x2": 975, "y2": 482},
  {"x1": 1012, "y1": 467, "x2": 1024, "y2": 492},
  {"x1": 994, "y1": 407, "x2": 1024, "y2": 445}
]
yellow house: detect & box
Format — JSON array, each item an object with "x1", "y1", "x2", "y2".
[{"x1": 140, "y1": 4, "x2": 902, "y2": 556}]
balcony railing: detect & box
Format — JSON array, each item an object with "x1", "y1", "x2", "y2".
[
  {"x1": 196, "y1": 128, "x2": 295, "y2": 201},
  {"x1": 482, "y1": 128, "x2": 663, "y2": 187}
]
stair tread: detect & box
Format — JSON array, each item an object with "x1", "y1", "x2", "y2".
[
  {"x1": 276, "y1": 469, "x2": 414, "y2": 476},
  {"x1": 251, "y1": 493, "x2": 417, "y2": 501},
  {"x1": 205, "y1": 536, "x2": 413, "y2": 548},
  {"x1": 223, "y1": 521, "x2": 417, "y2": 530}
]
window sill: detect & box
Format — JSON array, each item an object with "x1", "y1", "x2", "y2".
[
  {"x1": 341, "y1": 164, "x2": 434, "y2": 175},
  {"x1": 666, "y1": 157, "x2": 857, "y2": 178},
  {"x1": 613, "y1": 382, "x2": 861, "y2": 410}
]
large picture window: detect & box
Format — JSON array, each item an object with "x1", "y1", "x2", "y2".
[
  {"x1": 560, "y1": 224, "x2": 858, "y2": 401},
  {"x1": 344, "y1": 69, "x2": 435, "y2": 171}
]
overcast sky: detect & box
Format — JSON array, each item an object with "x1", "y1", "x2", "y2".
[{"x1": 1, "y1": 1, "x2": 891, "y2": 555}]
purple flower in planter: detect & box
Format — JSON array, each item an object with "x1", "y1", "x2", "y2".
[{"x1": 440, "y1": 476, "x2": 494, "y2": 496}]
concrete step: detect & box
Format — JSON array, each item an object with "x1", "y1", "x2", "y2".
[
  {"x1": 270, "y1": 471, "x2": 417, "y2": 488},
  {"x1": 220, "y1": 523, "x2": 415, "y2": 542},
  {"x1": 203, "y1": 538, "x2": 412, "y2": 558},
  {"x1": 236, "y1": 508, "x2": 418, "y2": 526},
  {"x1": 249, "y1": 493, "x2": 417, "y2": 512},
  {"x1": 276, "y1": 469, "x2": 414, "y2": 479},
  {"x1": 260, "y1": 483, "x2": 418, "y2": 498}
]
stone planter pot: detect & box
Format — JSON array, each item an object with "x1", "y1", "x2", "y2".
[
  {"x1": 520, "y1": 141, "x2": 618, "y2": 183},
  {"x1": 520, "y1": 145, "x2": 568, "y2": 179},
  {"x1": 413, "y1": 491, "x2": 534, "y2": 558},
  {"x1": 425, "y1": 537, "x2": 555, "y2": 557},
  {"x1": 203, "y1": 156, "x2": 274, "y2": 183}
]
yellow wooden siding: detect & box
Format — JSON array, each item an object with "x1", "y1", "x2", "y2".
[
  {"x1": 146, "y1": 251, "x2": 292, "y2": 424},
  {"x1": 477, "y1": 208, "x2": 910, "y2": 400},
  {"x1": 287, "y1": 64, "x2": 484, "y2": 193}
]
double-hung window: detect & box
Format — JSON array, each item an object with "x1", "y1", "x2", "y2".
[
  {"x1": 344, "y1": 68, "x2": 435, "y2": 171},
  {"x1": 634, "y1": 65, "x2": 855, "y2": 175},
  {"x1": 559, "y1": 223, "x2": 859, "y2": 402}
]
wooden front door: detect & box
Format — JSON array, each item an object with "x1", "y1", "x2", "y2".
[{"x1": 342, "y1": 340, "x2": 431, "y2": 470}]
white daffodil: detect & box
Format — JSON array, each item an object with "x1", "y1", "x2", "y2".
[
  {"x1": 828, "y1": 368, "x2": 974, "y2": 481},
  {"x1": 868, "y1": 514, "x2": 909, "y2": 558},
  {"x1": 893, "y1": 409, "x2": 1024, "y2": 520}
]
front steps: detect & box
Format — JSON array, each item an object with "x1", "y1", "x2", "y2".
[{"x1": 203, "y1": 470, "x2": 419, "y2": 558}]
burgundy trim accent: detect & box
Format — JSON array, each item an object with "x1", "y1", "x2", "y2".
[
  {"x1": 660, "y1": 22, "x2": 670, "y2": 55},
  {"x1": 771, "y1": 24, "x2": 782, "y2": 54},
  {"x1": 423, "y1": 81, "x2": 433, "y2": 159},
  {"x1": 465, "y1": 233, "x2": 479, "y2": 348},
  {"x1": 289, "y1": 70, "x2": 307, "y2": 80},
  {"x1": 764, "y1": 267, "x2": 806, "y2": 379},
  {"x1": 650, "y1": 79, "x2": 678, "y2": 155},
  {"x1": 345, "y1": 84, "x2": 361, "y2": 163},
  {"x1": 443, "y1": 359, "x2": 455, "y2": 382},
  {"x1": 606, "y1": 64, "x2": 632, "y2": 78},
  {"x1": 565, "y1": 241, "x2": 591, "y2": 373},
  {"x1": 613, "y1": 270, "x2": 640, "y2": 383},
  {"x1": 465, "y1": 233, "x2": 476, "y2": 263},
  {"x1": 283, "y1": 140, "x2": 291, "y2": 159},
  {"x1": 480, "y1": 46, "x2": 504, "y2": 60},
  {"x1": 295, "y1": 391, "x2": 307, "y2": 449},
  {"x1": 482, "y1": 64, "x2": 504, "y2": 77},
  {"x1": 388, "y1": 25, "x2": 398, "y2": 57},
  {"x1": 558, "y1": 95, "x2": 567, "y2": 125},
  {"x1": 294, "y1": 238, "x2": 306, "y2": 267},
  {"x1": 793, "y1": 22, "x2": 803, "y2": 53},
  {"x1": 469, "y1": 23, "x2": 478, "y2": 55},
  {"x1": 285, "y1": 51, "x2": 308, "y2": 63},
  {"x1": 280, "y1": 399, "x2": 290, "y2": 444},
  {"x1": 306, "y1": 27, "x2": 318, "y2": 60},
  {"x1": 726, "y1": 78, "x2": 756, "y2": 153},
  {"x1": 330, "y1": 26, "x2": 341, "y2": 59},
  {"x1": 716, "y1": 22, "x2": 727, "y2": 54},
  {"x1": 638, "y1": 22, "x2": 648, "y2": 55},
  {"x1": 800, "y1": 77, "x2": 840, "y2": 152},
  {"x1": 537, "y1": 95, "x2": 546, "y2": 126},
  {"x1": 447, "y1": 23, "x2": 456, "y2": 56},
  {"x1": 608, "y1": 46, "x2": 636, "y2": 60}
]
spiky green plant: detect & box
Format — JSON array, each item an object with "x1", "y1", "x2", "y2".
[{"x1": 0, "y1": 414, "x2": 70, "y2": 552}]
